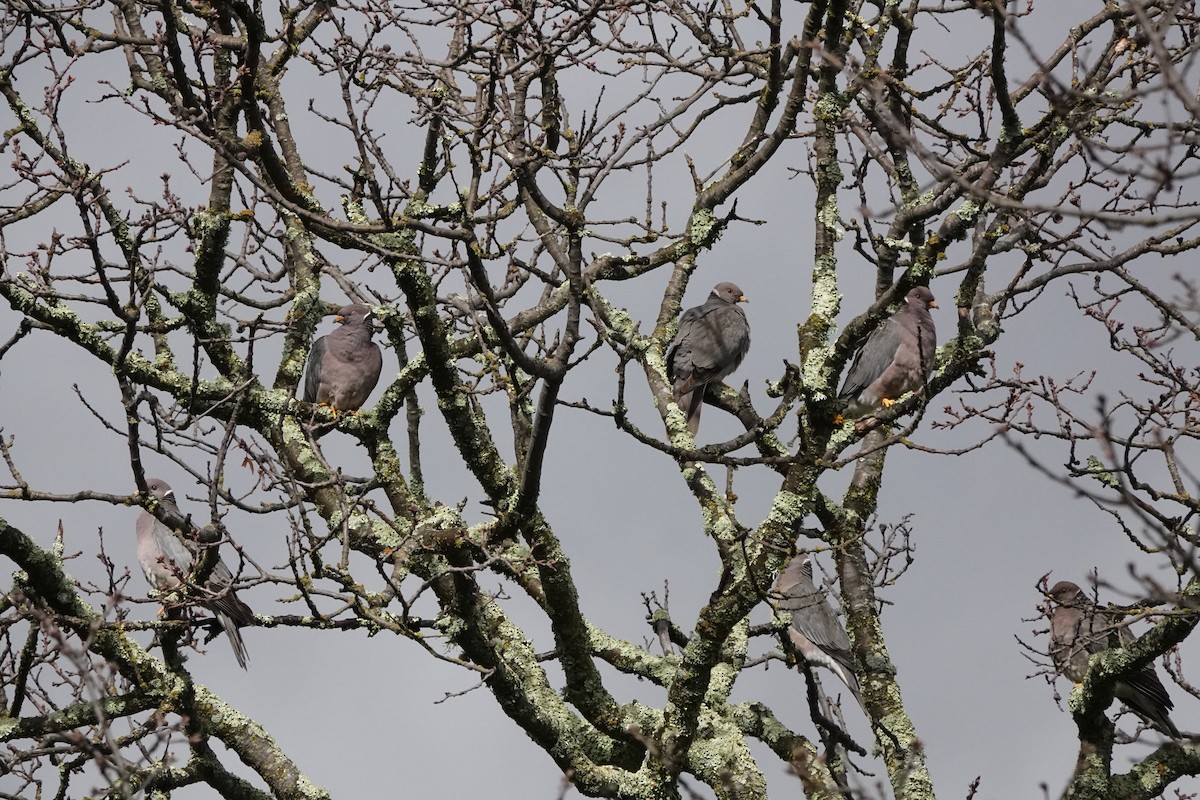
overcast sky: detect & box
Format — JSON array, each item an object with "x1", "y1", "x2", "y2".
[{"x1": 2, "y1": 2, "x2": 1197, "y2": 799}]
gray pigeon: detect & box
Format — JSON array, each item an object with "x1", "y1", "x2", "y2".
[
  {"x1": 839, "y1": 286, "x2": 937, "y2": 418},
  {"x1": 773, "y1": 554, "x2": 864, "y2": 709},
  {"x1": 666, "y1": 282, "x2": 751, "y2": 435},
  {"x1": 136, "y1": 478, "x2": 253, "y2": 669},
  {"x1": 302, "y1": 303, "x2": 383, "y2": 415},
  {"x1": 1046, "y1": 580, "x2": 1179, "y2": 737}
]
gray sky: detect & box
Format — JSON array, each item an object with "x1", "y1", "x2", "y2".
[{"x1": 2, "y1": 2, "x2": 1198, "y2": 799}]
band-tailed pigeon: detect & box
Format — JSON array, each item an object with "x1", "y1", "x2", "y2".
[
  {"x1": 136, "y1": 478, "x2": 253, "y2": 669},
  {"x1": 666, "y1": 282, "x2": 751, "y2": 435},
  {"x1": 773, "y1": 554, "x2": 864, "y2": 709},
  {"x1": 839, "y1": 286, "x2": 937, "y2": 418},
  {"x1": 302, "y1": 303, "x2": 383, "y2": 416},
  {"x1": 1046, "y1": 580, "x2": 1179, "y2": 737}
]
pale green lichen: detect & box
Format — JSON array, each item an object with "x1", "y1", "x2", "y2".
[
  {"x1": 330, "y1": 507, "x2": 390, "y2": 545},
  {"x1": 370, "y1": 518, "x2": 408, "y2": 550},
  {"x1": 761, "y1": 490, "x2": 811, "y2": 534},
  {"x1": 883, "y1": 237, "x2": 916, "y2": 252},
  {"x1": 699, "y1": 501, "x2": 741, "y2": 542},
  {"x1": 899, "y1": 187, "x2": 936, "y2": 212},
  {"x1": 816, "y1": 196, "x2": 845, "y2": 241},
  {"x1": 280, "y1": 417, "x2": 316, "y2": 455},
  {"x1": 689, "y1": 209, "x2": 719, "y2": 246},
  {"x1": 813, "y1": 92, "x2": 846, "y2": 122},
  {"x1": 665, "y1": 402, "x2": 692, "y2": 438},
  {"x1": 406, "y1": 198, "x2": 434, "y2": 217},
  {"x1": 826, "y1": 418, "x2": 864, "y2": 454},
  {"x1": 802, "y1": 251, "x2": 842, "y2": 389},
  {"x1": 283, "y1": 219, "x2": 306, "y2": 241},
  {"x1": 809, "y1": 262, "x2": 840, "y2": 314},
  {"x1": 344, "y1": 199, "x2": 369, "y2": 225},
  {"x1": 586, "y1": 622, "x2": 675, "y2": 684},
  {"x1": 433, "y1": 609, "x2": 465, "y2": 639},
  {"x1": 189, "y1": 209, "x2": 226, "y2": 237},
  {"x1": 705, "y1": 630, "x2": 746, "y2": 703},
  {"x1": 687, "y1": 704, "x2": 768, "y2": 799},
  {"x1": 1085, "y1": 455, "x2": 1120, "y2": 489},
  {"x1": 420, "y1": 503, "x2": 465, "y2": 533},
  {"x1": 949, "y1": 198, "x2": 982, "y2": 226},
  {"x1": 600, "y1": 302, "x2": 638, "y2": 343},
  {"x1": 802, "y1": 344, "x2": 833, "y2": 392}
]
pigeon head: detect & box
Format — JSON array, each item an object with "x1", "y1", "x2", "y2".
[
  {"x1": 799, "y1": 554, "x2": 814, "y2": 581},
  {"x1": 712, "y1": 282, "x2": 747, "y2": 305},
  {"x1": 905, "y1": 286, "x2": 937, "y2": 310},
  {"x1": 335, "y1": 303, "x2": 374, "y2": 326},
  {"x1": 144, "y1": 478, "x2": 174, "y2": 501},
  {"x1": 1046, "y1": 580, "x2": 1084, "y2": 603}
]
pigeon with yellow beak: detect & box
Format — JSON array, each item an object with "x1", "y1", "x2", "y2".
[
  {"x1": 839, "y1": 286, "x2": 938, "y2": 418},
  {"x1": 303, "y1": 303, "x2": 383, "y2": 416}
]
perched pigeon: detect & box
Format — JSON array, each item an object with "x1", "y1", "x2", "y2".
[
  {"x1": 136, "y1": 478, "x2": 253, "y2": 669},
  {"x1": 302, "y1": 303, "x2": 383, "y2": 415},
  {"x1": 839, "y1": 286, "x2": 937, "y2": 418},
  {"x1": 666, "y1": 282, "x2": 751, "y2": 435},
  {"x1": 1046, "y1": 580, "x2": 1179, "y2": 737},
  {"x1": 773, "y1": 554, "x2": 864, "y2": 709}
]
